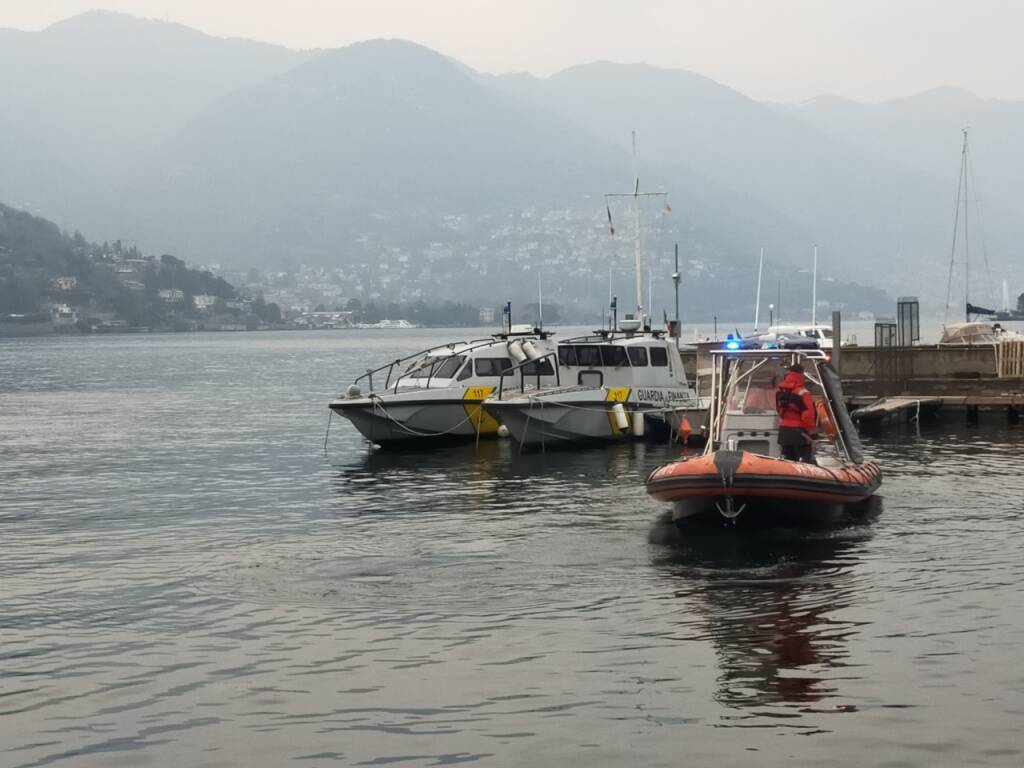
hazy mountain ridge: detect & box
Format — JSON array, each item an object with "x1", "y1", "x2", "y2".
[
  {"x1": 0, "y1": 10, "x2": 311, "y2": 231},
  {"x1": 487, "y1": 62, "x2": 1024, "y2": 294},
  {"x1": 1, "y1": 11, "x2": 1021, "y2": 314}
]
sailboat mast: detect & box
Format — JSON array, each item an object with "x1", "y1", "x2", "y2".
[
  {"x1": 812, "y1": 244, "x2": 818, "y2": 326},
  {"x1": 963, "y1": 130, "x2": 970, "y2": 322},
  {"x1": 754, "y1": 247, "x2": 764, "y2": 332},
  {"x1": 632, "y1": 131, "x2": 644, "y2": 326}
]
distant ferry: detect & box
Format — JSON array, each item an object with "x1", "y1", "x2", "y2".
[{"x1": 355, "y1": 319, "x2": 420, "y2": 330}]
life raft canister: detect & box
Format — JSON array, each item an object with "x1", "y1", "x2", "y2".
[{"x1": 815, "y1": 399, "x2": 837, "y2": 437}]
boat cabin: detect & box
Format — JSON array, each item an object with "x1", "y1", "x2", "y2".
[
  {"x1": 939, "y1": 321, "x2": 1023, "y2": 345},
  {"x1": 705, "y1": 349, "x2": 862, "y2": 464},
  {"x1": 554, "y1": 331, "x2": 691, "y2": 391}
]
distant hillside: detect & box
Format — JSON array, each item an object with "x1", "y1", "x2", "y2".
[
  {"x1": 0, "y1": 204, "x2": 122, "y2": 314},
  {"x1": 0, "y1": 203, "x2": 239, "y2": 330}
]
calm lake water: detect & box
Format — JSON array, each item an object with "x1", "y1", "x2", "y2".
[{"x1": 1, "y1": 330, "x2": 1022, "y2": 767}]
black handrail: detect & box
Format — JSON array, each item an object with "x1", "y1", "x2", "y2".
[
  {"x1": 356, "y1": 337, "x2": 490, "y2": 385},
  {"x1": 496, "y1": 351, "x2": 561, "y2": 399},
  {"x1": 392, "y1": 337, "x2": 515, "y2": 393},
  {"x1": 560, "y1": 329, "x2": 665, "y2": 344},
  {"x1": 355, "y1": 337, "x2": 494, "y2": 393}
]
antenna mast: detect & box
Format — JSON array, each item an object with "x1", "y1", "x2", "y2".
[
  {"x1": 604, "y1": 131, "x2": 667, "y2": 331},
  {"x1": 812, "y1": 244, "x2": 818, "y2": 326},
  {"x1": 754, "y1": 247, "x2": 764, "y2": 332},
  {"x1": 672, "y1": 243, "x2": 681, "y2": 338},
  {"x1": 537, "y1": 271, "x2": 543, "y2": 331},
  {"x1": 632, "y1": 131, "x2": 643, "y2": 326}
]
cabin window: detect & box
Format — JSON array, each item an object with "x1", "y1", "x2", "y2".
[
  {"x1": 558, "y1": 346, "x2": 577, "y2": 366},
  {"x1": 627, "y1": 347, "x2": 648, "y2": 366},
  {"x1": 475, "y1": 357, "x2": 514, "y2": 377},
  {"x1": 578, "y1": 371, "x2": 603, "y2": 387},
  {"x1": 575, "y1": 345, "x2": 602, "y2": 367},
  {"x1": 649, "y1": 347, "x2": 668, "y2": 366},
  {"x1": 523, "y1": 358, "x2": 554, "y2": 376},
  {"x1": 457, "y1": 362, "x2": 472, "y2": 380},
  {"x1": 433, "y1": 355, "x2": 465, "y2": 379},
  {"x1": 600, "y1": 346, "x2": 627, "y2": 367}
]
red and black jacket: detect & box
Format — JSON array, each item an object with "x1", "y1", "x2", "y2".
[{"x1": 776, "y1": 372, "x2": 816, "y2": 432}]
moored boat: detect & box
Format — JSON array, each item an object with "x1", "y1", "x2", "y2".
[
  {"x1": 482, "y1": 321, "x2": 705, "y2": 449},
  {"x1": 646, "y1": 349, "x2": 881, "y2": 525},
  {"x1": 329, "y1": 322, "x2": 558, "y2": 446}
]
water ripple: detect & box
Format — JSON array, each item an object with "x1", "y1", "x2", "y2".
[{"x1": 2, "y1": 332, "x2": 1023, "y2": 766}]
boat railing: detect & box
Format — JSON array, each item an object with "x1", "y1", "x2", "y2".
[
  {"x1": 355, "y1": 337, "x2": 493, "y2": 393},
  {"x1": 561, "y1": 330, "x2": 665, "y2": 344},
  {"x1": 496, "y1": 351, "x2": 562, "y2": 400},
  {"x1": 705, "y1": 349, "x2": 847, "y2": 459}
]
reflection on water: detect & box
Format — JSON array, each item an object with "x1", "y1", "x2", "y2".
[{"x1": 651, "y1": 519, "x2": 873, "y2": 720}]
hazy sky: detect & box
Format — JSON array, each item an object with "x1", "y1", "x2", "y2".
[{"x1": 3, "y1": 0, "x2": 1023, "y2": 102}]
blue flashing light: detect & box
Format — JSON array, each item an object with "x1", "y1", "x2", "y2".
[{"x1": 725, "y1": 340, "x2": 741, "y2": 350}]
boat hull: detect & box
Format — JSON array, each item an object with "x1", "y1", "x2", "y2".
[
  {"x1": 647, "y1": 450, "x2": 882, "y2": 525},
  {"x1": 484, "y1": 395, "x2": 705, "y2": 449},
  {"x1": 329, "y1": 390, "x2": 498, "y2": 446},
  {"x1": 483, "y1": 399, "x2": 622, "y2": 448}
]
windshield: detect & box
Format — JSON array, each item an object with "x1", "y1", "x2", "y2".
[
  {"x1": 407, "y1": 354, "x2": 464, "y2": 379},
  {"x1": 433, "y1": 355, "x2": 465, "y2": 379},
  {"x1": 725, "y1": 360, "x2": 782, "y2": 414}
]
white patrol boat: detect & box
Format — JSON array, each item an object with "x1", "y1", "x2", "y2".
[
  {"x1": 329, "y1": 324, "x2": 559, "y2": 447},
  {"x1": 482, "y1": 319, "x2": 706, "y2": 449}
]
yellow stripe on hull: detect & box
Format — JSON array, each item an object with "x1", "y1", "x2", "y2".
[{"x1": 463, "y1": 385, "x2": 500, "y2": 435}]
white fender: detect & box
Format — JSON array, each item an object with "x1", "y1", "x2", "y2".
[
  {"x1": 611, "y1": 402, "x2": 629, "y2": 431},
  {"x1": 632, "y1": 411, "x2": 645, "y2": 436}
]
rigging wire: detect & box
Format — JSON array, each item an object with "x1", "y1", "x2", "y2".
[
  {"x1": 965, "y1": 141, "x2": 997, "y2": 310},
  {"x1": 943, "y1": 130, "x2": 967, "y2": 326}
]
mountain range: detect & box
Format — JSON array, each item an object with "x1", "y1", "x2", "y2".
[{"x1": 1, "y1": 10, "x2": 1021, "y2": 316}]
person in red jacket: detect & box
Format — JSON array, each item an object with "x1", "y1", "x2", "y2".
[{"x1": 775, "y1": 363, "x2": 817, "y2": 463}]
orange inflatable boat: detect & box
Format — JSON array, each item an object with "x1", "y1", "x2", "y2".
[
  {"x1": 646, "y1": 349, "x2": 882, "y2": 525},
  {"x1": 647, "y1": 449, "x2": 882, "y2": 521}
]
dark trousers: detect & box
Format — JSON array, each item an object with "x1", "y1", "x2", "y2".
[{"x1": 778, "y1": 427, "x2": 815, "y2": 463}]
